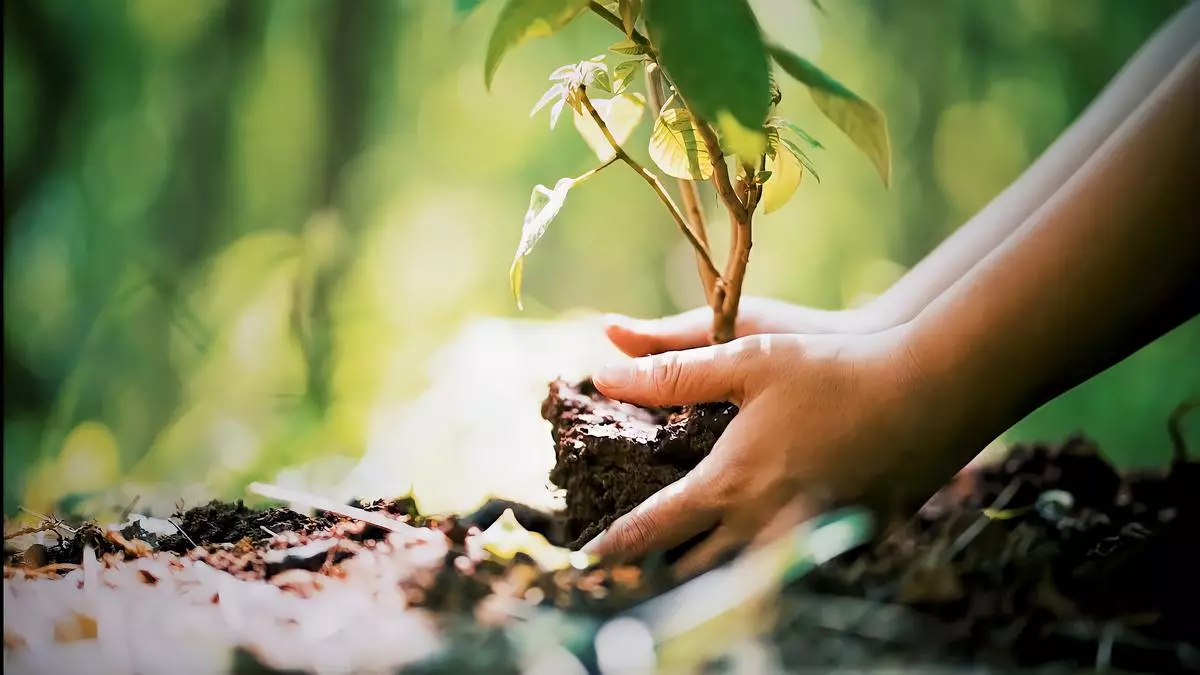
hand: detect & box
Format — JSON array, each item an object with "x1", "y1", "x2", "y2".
[
  {"x1": 603, "y1": 296, "x2": 894, "y2": 358},
  {"x1": 584, "y1": 325, "x2": 967, "y2": 578}
]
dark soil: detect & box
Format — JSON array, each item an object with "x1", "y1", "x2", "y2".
[
  {"x1": 156, "y1": 499, "x2": 339, "y2": 554},
  {"x1": 540, "y1": 378, "x2": 1200, "y2": 672},
  {"x1": 6, "y1": 386, "x2": 1198, "y2": 673},
  {"x1": 542, "y1": 378, "x2": 737, "y2": 548}
]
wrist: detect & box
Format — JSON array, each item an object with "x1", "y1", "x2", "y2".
[{"x1": 892, "y1": 314, "x2": 1016, "y2": 472}]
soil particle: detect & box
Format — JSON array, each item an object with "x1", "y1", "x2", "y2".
[
  {"x1": 157, "y1": 500, "x2": 337, "y2": 554},
  {"x1": 542, "y1": 378, "x2": 736, "y2": 548}
]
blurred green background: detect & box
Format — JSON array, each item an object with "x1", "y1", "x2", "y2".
[{"x1": 5, "y1": 0, "x2": 1197, "y2": 520}]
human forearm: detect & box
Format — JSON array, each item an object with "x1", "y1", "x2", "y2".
[
  {"x1": 865, "y1": 2, "x2": 1200, "y2": 328},
  {"x1": 910, "y1": 42, "x2": 1200, "y2": 464}
]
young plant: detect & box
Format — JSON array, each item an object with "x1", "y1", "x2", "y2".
[{"x1": 468, "y1": 0, "x2": 891, "y2": 344}]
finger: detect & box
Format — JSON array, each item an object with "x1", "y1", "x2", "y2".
[
  {"x1": 582, "y1": 472, "x2": 721, "y2": 560},
  {"x1": 671, "y1": 524, "x2": 747, "y2": 580},
  {"x1": 749, "y1": 493, "x2": 823, "y2": 550},
  {"x1": 604, "y1": 310, "x2": 713, "y2": 357},
  {"x1": 593, "y1": 334, "x2": 776, "y2": 407}
]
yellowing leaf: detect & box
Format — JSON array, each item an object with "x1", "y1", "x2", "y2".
[
  {"x1": 484, "y1": 0, "x2": 591, "y2": 89},
  {"x1": 644, "y1": 0, "x2": 772, "y2": 138},
  {"x1": 572, "y1": 92, "x2": 646, "y2": 161},
  {"x1": 649, "y1": 107, "x2": 713, "y2": 180},
  {"x1": 717, "y1": 111, "x2": 767, "y2": 166},
  {"x1": 619, "y1": 0, "x2": 641, "y2": 37},
  {"x1": 762, "y1": 142, "x2": 803, "y2": 214},
  {"x1": 609, "y1": 38, "x2": 647, "y2": 55},
  {"x1": 479, "y1": 508, "x2": 593, "y2": 571},
  {"x1": 767, "y1": 43, "x2": 891, "y2": 186},
  {"x1": 777, "y1": 135, "x2": 821, "y2": 183},
  {"x1": 510, "y1": 177, "x2": 575, "y2": 309}
]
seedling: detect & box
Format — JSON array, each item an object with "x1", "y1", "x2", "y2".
[{"x1": 469, "y1": 0, "x2": 891, "y2": 343}]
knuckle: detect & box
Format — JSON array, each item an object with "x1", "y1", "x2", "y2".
[
  {"x1": 619, "y1": 511, "x2": 657, "y2": 551},
  {"x1": 649, "y1": 353, "x2": 683, "y2": 398}
]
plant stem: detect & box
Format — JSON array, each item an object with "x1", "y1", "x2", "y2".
[
  {"x1": 715, "y1": 166, "x2": 761, "y2": 343},
  {"x1": 574, "y1": 154, "x2": 620, "y2": 184},
  {"x1": 588, "y1": 2, "x2": 655, "y2": 57},
  {"x1": 645, "y1": 67, "x2": 718, "y2": 307},
  {"x1": 588, "y1": 2, "x2": 748, "y2": 344},
  {"x1": 579, "y1": 88, "x2": 722, "y2": 285}
]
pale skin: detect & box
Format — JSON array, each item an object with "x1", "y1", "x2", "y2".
[{"x1": 584, "y1": 4, "x2": 1200, "y2": 577}]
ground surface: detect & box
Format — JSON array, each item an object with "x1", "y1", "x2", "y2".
[{"x1": 4, "y1": 386, "x2": 1198, "y2": 674}]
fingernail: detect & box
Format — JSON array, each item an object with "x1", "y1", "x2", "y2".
[
  {"x1": 581, "y1": 528, "x2": 608, "y2": 554},
  {"x1": 594, "y1": 363, "x2": 635, "y2": 389}
]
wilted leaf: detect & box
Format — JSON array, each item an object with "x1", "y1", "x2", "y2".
[
  {"x1": 510, "y1": 178, "x2": 576, "y2": 309},
  {"x1": 53, "y1": 612, "x2": 98, "y2": 643},
  {"x1": 485, "y1": 0, "x2": 591, "y2": 89},
  {"x1": 762, "y1": 139, "x2": 803, "y2": 214},
  {"x1": 573, "y1": 92, "x2": 646, "y2": 161},
  {"x1": 609, "y1": 38, "x2": 648, "y2": 55},
  {"x1": 619, "y1": 0, "x2": 641, "y2": 36},
  {"x1": 612, "y1": 59, "x2": 643, "y2": 95},
  {"x1": 767, "y1": 43, "x2": 891, "y2": 186},
  {"x1": 649, "y1": 107, "x2": 713, "y2": 180},
  {"x1": 644, "y1": 0, "x2": 771, "y2": 140}
]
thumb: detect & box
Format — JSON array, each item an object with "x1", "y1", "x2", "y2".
[
  {"x1": 593, "y1": 337, "x2": 764, "y2": 407},
  {"x1": 603, "y1": 309, "x2": 712, "y2": 357}
]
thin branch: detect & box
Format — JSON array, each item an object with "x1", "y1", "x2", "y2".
[
  {"x1": 579, "y1": 88, "x2": 723, "y2": 285},
  {"x1": 588, "y1": 2, "x2": 655, "y2": 57},
  {"x1": 588, "y1": 0, "x2": 741, "y2": 223},
  {"x1": 573, "y1": 153, "x2": 621, "y2": 184},
  {"x1": 645, "y1": 67, "x2": 717, "y2": 305}
]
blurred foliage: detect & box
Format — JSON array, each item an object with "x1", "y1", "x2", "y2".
[{"x1": 4, "y1": 0, "x2": 1197, "y2": 519}]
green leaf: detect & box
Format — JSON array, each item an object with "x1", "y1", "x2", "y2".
[
  {"x1": 455, "y1": 0, "x2": 489, "y2": 16},
  {"x1": 649, "y1": 107, "x2": 713, "y2": 180},
  {"x1": 573, "y1": 92, "x2": 646, "y2": 161},
  {"x1": 511, "y1": 177, "x2": 576, "y2": 309},
  {"x1": 767, "y1": 42, "x2": 891, "y2": 186},
  {"x1": 611, "y1": 59, "x2": 643, "y2": 95},
  {"x1": 643, "y1": 0, "x2": 771, "y2": 140},
  {"x1": 484, "y1": 0, "x2": 591, "y2": 89},
  {"x1": 769, "y1": 116, "x2": 823, "y2": 149},
  {"x1": 777, "y1": 135, "x2": 820, "y2": 183},
  {"x1": 579, "y1": 60, "x2": 612, "y2": 94},
  {"x1": 762, "y1": 136, "x2": 803, "y2": 214},
  {"x1": 717, "y1": 112, "x2": 767, "y2": 166},
  {"x1": 609, "y1": 38, "x2": 648, "y2": 55},
  {"x1": 619, "y1": 0, "x2": 641, "y2": 37}
]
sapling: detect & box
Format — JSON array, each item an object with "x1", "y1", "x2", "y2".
[{"x1": 468, "y1": 0, "x2": 891, "y2": 344}]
